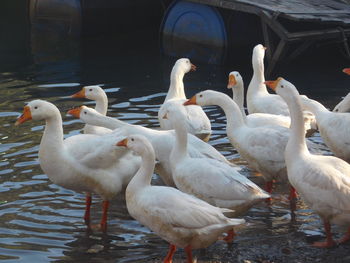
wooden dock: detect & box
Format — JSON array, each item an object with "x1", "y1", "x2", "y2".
[{"x1": 180, "y1": 0, "x2": 350, "y2": 73}]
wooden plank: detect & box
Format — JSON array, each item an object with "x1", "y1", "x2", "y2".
[
  {"x1": 187, "y1": 0, "x2": 260, "y2": 15},
  {"x1": 188, "y1": 0, "x2": 350, "y2": 25},
  {"x1": 261, "y1": 20, "x2": 274, "y2": 61},
  {"x1": 287, "y1": 40, "x2": 314, "y2": 61},
  {"x1": 186, "y1": 0, "x2": 350, "y2": 74},
  {"x1": 232, "y1": 0, "x2": 350, "y2": 15},
  {"x1": 288, "y1": 28, "x2": 350, "y2": 41},
  {"x1": 260, "y1": 10, "x2": 288, "y2": 40},
  {"x1": 266, "y1": 39, "x2": 287, "y2": 77}
]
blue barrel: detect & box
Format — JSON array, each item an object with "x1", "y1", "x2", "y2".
[{"x1": 161, "y1": 0, "x2": 227, "y2": 64}]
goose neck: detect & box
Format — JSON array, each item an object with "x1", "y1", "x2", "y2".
[
  {"x1": 128, "y1": 145, "x2": 155, "y2": 191},
  {"x1": 165, "y1": 68, "x2": 186, "y2": 101},
  {"x1": 94, "y1": 93, "x2": 108, "y2": 115},
  {"x1": 301, "y1": 98, "x2": 328, "y2": 117},
  {"x1": 252, "y1": 56, "x2": 265, "y2": 82},
  {"x1": 212, "y1": 93, "x2": 246, "y2": 132},
  {"x1": 171, "y1": 117, "x2": 188, "y2": 163},
  {"x1": 88, "y1": 114, "x2": 126, "y2": 130},
  {"x1": 42, "y1": 113, "x2": 64, "y2": 144},
  {"x1": 286, "y1": 95, "x2": 308, "y2": 155},
  {"x1": 249, "y1": 56, "x2": 268, "y2": 95},
  {"x1": 232, "y1": 81, "x2": 247, "y2": 119},
  {"x1": 39, "y1": 112, "x2": 65, "y2": 162}
]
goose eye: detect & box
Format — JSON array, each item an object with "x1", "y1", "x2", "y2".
[
  {"x1": 34, "y1": 106, "x2": 38, "y2": 109},
  {"x1": 199, "y1": 94, "x2": 203, "y2": 98},
  {"x1": 89, "y1": 89, "x2": 92, "y2": 92},
  {"x1": 280, "y1": 85, "x2": 284, "y2": 88},
  {"x1": 84, "y1": 111, "x2": 87, "y2": 114},
  {"x1": 131, "y1": 138, "x2": 134, "y2": 142}
]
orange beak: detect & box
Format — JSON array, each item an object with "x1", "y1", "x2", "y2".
[
  {"x1": 227, "y1": 74, "x2": 237, "y2": 89},
  {"x1": 343, "y1": 68, "x2": 350, "y2": 75},
  {"x1": 190, "y1": 63, "x2": 197, "y2": 71},
  {"x1": 264, "y1": 77, "x2": 283, "y2": 91},
  {"x1": 183, "y1": 95, "x2": 197, "y2": 106},
  {"x1": 67, "y1": 107, "x2": 82, "y2": 118},
  {"x1": 15, "y1": 106, "x2": 32, "y2": 126},
  {"x1": 71, "y1": 88, "x2": 86, "y2": 98},
  {"x1": 116, "y1": 138, "x2": 128, "y2": 147}
]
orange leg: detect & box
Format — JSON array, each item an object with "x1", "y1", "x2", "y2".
[
  {"x1": 184, "y1": 245, "x2": 193, "y2": 263},
  {"x1": 265, "y1": 181, "x2": 273, "y2": 193},
  {"x1": 337, "y1": 227, "x2": 350, "y2": 245},
  {"x1": 163, "y1": 244, "x2": 176, "y2": 263},
  {"x1": 100, "y1": 200, "x2": 109, "y2": 232},
  {"x1": 288, "y1": 186, "x2": 298, "y2": 200},
  {"x1": 289, "y1": 186, "x2": 297, "y2": 212},
  {"x1": 84, "y1": 193, "x2": 92, "y2": 225},
  {"x1": 223, "y1": 229, "x2": 236, "y2": 243},
  {"x1": 90, "y1": 200, "x2": 109, "y2": 232},
  {"x1": 312, "y1": 221, "x2": 336, "y2": 248},
  {"x1": 265, "y1": 181, "x2": 273, "y2": 203}
]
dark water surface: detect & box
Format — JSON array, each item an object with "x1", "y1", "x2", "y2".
[{"x1": 1, "y1": 19, "x2": 350, "y2": 263}]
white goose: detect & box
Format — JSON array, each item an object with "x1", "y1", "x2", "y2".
[
  {"x1": 158, "y1": 58, "x2": 211, "y2": 141},
  {"x1": 117, "y1": 134, "x2": 245, "y2": 263},
  {"x1": 71, "y1": 85, "x2": 112, "y2": 135},
  {"x1": 246, "y1": 44, "x2": 290, "y2": 116},
  {"x1": 15, "y1": 100, "x2": 141, "y2": 231},
  {"x1": 68, "y1": 105, "x2": 234, "y2": 187},
  {"x1": 162, "y1": 105, "x2": 268, "y2": 241},
  {"x1": 333, "y1": 92, "x2": 350, "y2": 113},
  {"x1": 333, "y1": 68, "x2": 350, "y2": 113},
  {"x1": 185, "y1": 90, "x2": 322, "y2": 197},
  {"x1": 299, "y1": 95, "x2": 350, "y2": 163},
  {"x1": 227, "y1": 71, "x2": 291, "y2": 128},
  {"x1": 246, "y1": 44, "x2": 316, "y2": 133},
  {"x1": 266, "y1": 77, "x2": 350, "y2": 248}
]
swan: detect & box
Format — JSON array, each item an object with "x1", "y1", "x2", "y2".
[
  {"x1": 227, "y1": 71, "x2": 291, "y2": 128},
  {"x1": 265, "y1": 77, "x2": 350, "y2": 248},
  {"x1": 158, "y1": 58, "x2": 211, "y2": 141},
  {"x1": 246, "y1": 44, "x2": 317, "y2": 132},
  {"x1": 71, "y1": 85, "x2": 111, "y2": 135},
  {"x1": 117, "y1": 134, "x2": 245, "y2": 263},
  {"x1": 68, "y1": 105, "x2": 234, "y2": 187},
  {"x1": 15, "y1": 100, "x2": 141, "y2": 231},
  {"x1": 298, "y1": 95, "x2": 350, "y2": 163},
  {"x1": 162, "y1": 105, "x2": 268, "y2": 242},
  {"x1": 333, "y1": 68, "x2": 350, "y2": 113},
  {"x1": 184, "y1": 90, "x2": 323, "y2": 198}
]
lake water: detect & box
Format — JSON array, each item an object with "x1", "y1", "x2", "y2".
[{"x1": 1, "y1": 18, "x2": 350, "y2": 263}]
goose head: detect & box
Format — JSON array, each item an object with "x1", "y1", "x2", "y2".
[
  {"x1": 162, "y1": 104, "x2": 187, "y2": 124},
  {"x1": 173, "y1": 58, "x2": 196, "y2": 74},
  {"x1": 252, "y1": 44, "x2": 266, "y2": 64},
  {"x1": 67, "y1": 105, "x2": 102, "y2": 121},
  {"x1": 71, "y1": 85, "x2": 105, "y2": 101},
  {"x1": 227, "y1": 71, "x2": 243, "y2": 89},
  {"x1": 333, "y1": 92, "x2": 350, "y2": 112},
  {"x1": 117, "y1": 134, "x2": 153, "y2": 156},
  {"x1": 184, "y1": 90, "x2": 221, "y2": 107},
  {"x1": 15, "y1": 100, "x2": 60, "y2": 125},
  {"x1": 265, "y1": 77, "x2": 298, "y2": 101},
  {"x1": 333, "y1": 68, "x2": 350, "y2": 112}
]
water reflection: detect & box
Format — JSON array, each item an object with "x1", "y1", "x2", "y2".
[{"x1": 1, "y1": 14, "x2": 350, "y2": 263}]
